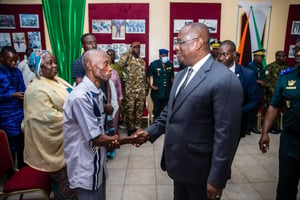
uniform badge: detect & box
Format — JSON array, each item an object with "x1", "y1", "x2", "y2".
[
  {"x1": 286, "y1": 80, "x2": 296, "y2": 89},
  {"x1": 288, "y1": 80, "x2": 296, "y2": 86}
]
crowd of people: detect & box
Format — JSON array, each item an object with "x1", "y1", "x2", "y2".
[{"x1": 0, "y1": 22, "x2": 300, "y2": 199}]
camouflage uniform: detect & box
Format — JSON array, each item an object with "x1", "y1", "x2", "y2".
[
  {"x1": 119, "y1": 52, "x2": 148, "y2": 131},
  {"x1": 265, "y1": 61, "x2": 288, "y2": 104}
]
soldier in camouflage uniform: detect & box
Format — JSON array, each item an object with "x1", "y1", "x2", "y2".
[
  {"x1": 265, "y1": 50, "x2": 288, "y2": 133},
  {"x1": 119, "y1": 41, "x2": 148, "y2": 136}
]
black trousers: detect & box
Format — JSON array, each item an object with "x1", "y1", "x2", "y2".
[
  {"x1": 276, "y1": 136, "x2": 300, "y2": 200},
  {"x1": 173, "y1": 180, "x2": 208, "y2": 200}
]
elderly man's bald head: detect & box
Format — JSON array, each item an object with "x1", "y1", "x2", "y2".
[
  {"x1": 181, "y1": 23, "x2": 210, "y2": 45},
  {"x1": 83, "y1": 49, "x2": 112, "y2": 87}
]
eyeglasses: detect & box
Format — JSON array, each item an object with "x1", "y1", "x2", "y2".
[{"x1": 176, "y1": 37, "x2": 199, "y2": 46}]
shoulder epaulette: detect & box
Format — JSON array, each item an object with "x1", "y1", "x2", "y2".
[{"x1": 280, "y1": 67, "x2": 293, "y2": 76}]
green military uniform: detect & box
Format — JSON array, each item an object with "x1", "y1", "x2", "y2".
[
  {"x1": 119, "y1": 52, "x2": 147, "y2": 132},
  {"x1": 147, "y1": 59, "x2": 174, "y2": 119},
  {"x1": 265, "y1": 61, "x2": 288, "y2": 104},
  {"x1": 270, "y1": 66, "x2": 300, "y2": 199}
]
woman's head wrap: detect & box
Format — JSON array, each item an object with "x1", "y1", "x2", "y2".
[{"x1": 28, "y1": 50, "x2": 50, "y2": 79}]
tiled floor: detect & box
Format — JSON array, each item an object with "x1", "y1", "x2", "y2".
[
  {"x1": 2, "y1": 128, "x2": 300, "y2": 200},
  {"x1": 106, "y1": 129, "x2": 297, "y2": 200}
]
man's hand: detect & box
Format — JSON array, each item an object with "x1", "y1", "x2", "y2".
[
  {"x1": 93, "y1": 134, "x2": 120, "y2": 150},
  {"x1": 259, "y1": 133, "x2": 270, "y2": 153},
  {"x1": 11, "y1": 92, "x2": 24, "y2": 100},
  {"x1": 132, "y1": 129, "x2": 149, "y2": 147},
  {"x1": 104, "y1": 104, "x2": 114, "y2": 115},
  {"x1": 207, "y1": 183, "x2": 222, "y2": 200}
]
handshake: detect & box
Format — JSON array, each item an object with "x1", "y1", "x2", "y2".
[{"x1": 95, "y1": 129, "x2": 149, "y2": 150}]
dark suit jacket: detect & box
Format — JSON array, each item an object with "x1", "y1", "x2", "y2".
[
  {"x1": 146, "y1": 56, "x2": 243, "y2": 188},
  {"x1": 235, "y1": 64, "x2": 262, "y2": 137}
]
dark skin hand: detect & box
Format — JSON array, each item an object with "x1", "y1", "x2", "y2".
[
  {"x1": 207, "y1": 183, "x2": 222, "y2": 200},
  {"x1": 104, "y1": 103, "x2": 114, "y2": 115},
  {"x1": 11, "y1": 92, "x2": 24, "y2": 100}
]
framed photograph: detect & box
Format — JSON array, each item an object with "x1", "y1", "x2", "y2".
[
  {"x1": 173, "y1": 19, "x2": 193, "y2": 33},
  {"x1": 20, "y1": 14, "x2": 39, "y2": 28},
  {"x1": 291, "y1": 21, "x2": 300, "y2": 35},
  {"x1": 198, "y1": 19, "x2": 218, "y2": 33},
  {"x1": 173, "y1": 37, "x2": 177, "y2": 50},
  {"x1": 28, "y1": 31, "x2": 41, "y2": 49},
  {"x1": 12, "y1": 32, "x2": 26, "y2": 52},
  {"x1": 126, "y1": 19, "x2": 146, "y2": 34},
  {"x1": 288, "y1": 45, "x2": 295, "y2": 58},
  {"x1": 173, "y1": 55, "x2": 179, "y2": 68},
  {"x1": 112, "y1": 20, "x2": 125, "y2": 40},
  {"x1": 0, "y1": 33, "x2": 12, "y2": 49},
  {"x1": 140, "y1": 44, "x2": 146, "y2": 58},
  {"x1": 92, "y1": 19, "x2": 111, "y2": 34},
  {"x1": 0, "y1": 15, "x2": 15, "y2": 29}
]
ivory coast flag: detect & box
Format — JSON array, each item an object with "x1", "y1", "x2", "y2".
[{"x1": 237, "y1": 0, "x2": 271, "y2": 67}]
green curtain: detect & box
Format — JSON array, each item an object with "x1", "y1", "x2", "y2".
[{"x1": 42, "y1": 0, "x2": 85, "y2": 84}]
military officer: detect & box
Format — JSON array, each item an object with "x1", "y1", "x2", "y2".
[
  {"x1": 259, "y1": 38, "x2": 300, "y2": 200},
  {"x1": 265, "y1": 50, "x2": 288, "y2": 134},
  {"x1": 246, "y1": 49, "x2": 266, "y2": 134},
  {"x1": 119, "y1": 41, "x2": 148, "y2": 136},
  {"x1": 147, "y1": 49, "x2": 174, "y2": 120},
  {"x1": 210, "y1": 39, "x2": 220, "y2": 59}
]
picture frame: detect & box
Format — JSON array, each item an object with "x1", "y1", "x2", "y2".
[
  {"x1": 198, "y1": 19, "x2": 218, "y2": 33},
  {"x1": 126, "y1": 19, "x2": 145, "y2": 34},
  {"x1": 28, "y1": 31, "x2": 41, "y2": 49},
  {"x1": 20, "y1": 14, "x2": 39, "y2": 28},
  {"x1": 140, "y1": 44, "x2": 146, "y2": 58},
  {"x1": 0, "y1": 33, "x2": 12, "y2": 49},
  {"x1": 92, "y1": 19, "x2": 111, "y2": 34},
  {"x1": 173, "y1": 19, "x2": 193, "y2": 33},
  {"x1": 112, "y1": 20, "x2": 125, "y2": 40},
  {"x1": 291, "y1": 21, "x2": 300, "y2": 35},
  {"x1": 12, "y1": 32, "x2": 26, "y2": 52},
  {"x1": 0, "y1": 15, "x2": 15, "y2": 29},
  {"x1": 288, "y1": 45, "x2": 295, "y2": 58},
  {"x1": 173, "y1": 37, "x2": 177, "y2": 50}
]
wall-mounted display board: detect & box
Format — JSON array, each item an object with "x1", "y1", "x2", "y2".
[
  {"x1": 284, "y1": 4, "x2": 300, "y2": 66},
  {"x1": 0, "y1": 4, "x2": 46, "y2": 59},
  {"x1": 88, "y1": 3, "x2": 149, "y2": 65},
  {"x1": 170, "y1": 3, "x2": 221, "y2": 71}
]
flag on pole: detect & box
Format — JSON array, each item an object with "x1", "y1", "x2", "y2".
[
  {"x1": 237, "y1": 9, "x2": 251, "y2": 65},
  {"x1": 251, "y1": 6, "x2": 266, "y2": 67}
]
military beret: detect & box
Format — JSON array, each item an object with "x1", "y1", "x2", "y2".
[
  {"x1": 131, "y1": 41, "x2": 141, "y2": 48},
  {"x1": 253, "y1": 49, "x2": 266, "y2": 56},
  {"x1": 159, "y1": 49, "x2": 169, "y2": 55}
]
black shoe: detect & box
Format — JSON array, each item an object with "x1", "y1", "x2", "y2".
[
  {"x1": 246, "y1": 131, "x2": 251, "y2": 135},
  {"x1": 250, "y1": 127, "x2": 261, "y2": 134}
]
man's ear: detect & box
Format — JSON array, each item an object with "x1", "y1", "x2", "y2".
[
  {"x1": 195, "y1": 38, "x2": 203, "y2": 50},
  {"x1": 233, "y1": 51, "x2": 237, "y2": 57},
  {"x1": 85, "y1": 60, "x2": 93, "y2": 71}
]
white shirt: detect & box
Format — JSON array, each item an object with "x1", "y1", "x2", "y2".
[
  {"x1": 63, "y1": 76, "x2": 107, "y2": 190},
  {"x1": 176, "y1": 53, "x2": 211, "y2": 95}
]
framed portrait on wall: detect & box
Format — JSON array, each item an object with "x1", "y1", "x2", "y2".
[
  {"x1": 112, "y1": 20, "x2": 125, "y2": 40},
  {"x1": 12, "y1": 32, "x2": 26, "y2": 52},
  {"x1": 20, "y1": 14, "x2": 39, "y2": 28},
  {"x1": 0, "y1": 15, "x2": 15, "y2": 29},
  {"x1": 92, "y1": 19, "x2": 111, "y2": 34},
  {"x1": 0, "y1": 33, "x2": 12, "y2": 49},
  {"x1": 288, "y1": 45, "x2": 295, "y2": 58},
  {"x1": 291, "y1": 21, "x2": 300, "y2": 35},
  {"x1": 198, "y1": 19, "x2": 218, "y2": 33},
  {"x1": 28, "y1": 31, "x2": 41, "y2": 49},
  {"x1": 126, "y1": 19, "x2": 145, "y2": 34},
  {"x1": 173, "y1": 19, "x2": 193, "y2": 33}
]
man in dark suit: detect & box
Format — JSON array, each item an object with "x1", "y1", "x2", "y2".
[
  {"x1": 137, "y1": 23, "x2": 243, "y2": 199},
  {"x1": 217, "y1": 40, "x2": 262, "y2": 137}
]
